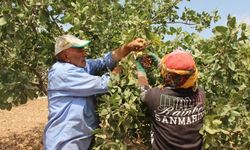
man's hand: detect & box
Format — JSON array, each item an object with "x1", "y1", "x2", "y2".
[
  {"x1": 112, "y1": 38, "x2": 147, "y2": 62},
  {"x1": 112, "y1": 66, "x2": 123, "y2": 75},
  {"x1": 148, "y1": 52, "x2": 160, "y2": 64},
  {"x1": 124, "y1": 38, "x2": 147, "y2": 52},
  {"x1": 136, "y1": 52, "x2": 160, "y2": 69}
]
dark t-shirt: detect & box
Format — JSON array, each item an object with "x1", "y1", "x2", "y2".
[{"x1": 143, "y1": 87, "x2": 205, "y2": 150}]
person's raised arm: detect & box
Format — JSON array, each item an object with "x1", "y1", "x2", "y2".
[
  {"x1": 135, "y1": 52, "x2": 160, "y2": 87},
  {"x1": 112, "y1": 38, "x2": 147, "y2": 62},
  {"x1": 136, "y1": 58, "x2": 149, "y2": 87},
  {"x1": 87, "y1": 38, "x2": 147, "y2": 75}
]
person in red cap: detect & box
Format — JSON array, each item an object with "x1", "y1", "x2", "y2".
[{"x1": 136, "y1": 49, "x2": 206, "y2": 150}]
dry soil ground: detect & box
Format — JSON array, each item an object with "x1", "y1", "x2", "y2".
[
  {"x1": 0, "y1": 98, "x2": 149, "y2": 150},
  {"x1": 0, "y1": 97, "x2": 48, "y2": 150}
]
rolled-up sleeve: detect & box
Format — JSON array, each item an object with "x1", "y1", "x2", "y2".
[
  {"x1": 86, "y1": 52, "x2": 117, "y2": 75},
  {"x1": 48, "y1": 66, "x2": 111, "y2": 97},
  {"x1": 64, "y1": 72, "x2": 110, "y2": 96}
]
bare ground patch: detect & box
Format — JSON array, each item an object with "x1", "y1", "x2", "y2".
[{"x1": 0, "y1": 98, "x2": 48, "y2": 150}]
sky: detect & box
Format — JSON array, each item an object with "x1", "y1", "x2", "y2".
[
  {"x1": 176, "y1": 0, "x2": 250, "y2": 38},
  {"x1": 63, "y1": 0, "x2": 250, "y2": 38}
]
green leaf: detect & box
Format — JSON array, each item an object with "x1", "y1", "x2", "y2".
[
  {"x1": 124, "y1": 103, "x2": 130, "y2": 109},
  {"x1": 231, "y1": 110, "x2": 241, "y2": 117},
  {"x1": 213, "y1": 26, "x2": 228, "y2": 34},
  {"x1": 95, "y1": 134, "x2": 107, "y2": 139},
  {"x1": 100, "y1": 109, "x2": 109, "y2": 116},
  {"x1": 220, "y1": 129, "x2": 230, "y2": 135},
  {"x1": 204, "y1": 143, "x2": 210, "y2": 149},
  {"x1": 205, "y1": 126, "x2": 219, "y2": 135},
  {"x1": 241, "y1": 23, "x2": 247, "y2": 30},
  {"x1": 124, "y1": 89, "x2": 131, "y2": 98},
  {"x1": 17, "y1": 13, "x2": 25, "y2": 18},
  {"x1": 228, "y1": 60, "x2": 235, "y2": 71},
  {"x1": 243, "y1": 88, "x2": 250, "y2": 99},
  {"x1": 82, "y1": 6, "x2": 89, "y2": 12},
  {"x1": 0, "y1": 17, "x2": 7, "y2": 26},
  {"x1": 227, "y1": 16, "x2": 236, "y2": 29},
  {"x1": 212, "y1": 119, "x2": 222, "y2": 126},
  {"x1": 63, "y1": 14, "x2": 73, "y2": 23},
  {"x1": 169, "y1": 27, "x2": 176, "y2": 34},
  {"x1": 71, "y1": 2, "x2": 76, "y2": 7},
  {"x1": 144, "y1": 28, "x2": 153, "y2": 40}
]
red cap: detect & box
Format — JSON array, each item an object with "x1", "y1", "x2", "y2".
[{"x1": 163, "y1": 50, "x2": 195, "y2": 70}]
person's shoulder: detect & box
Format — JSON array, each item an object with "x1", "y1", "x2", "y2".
[
  {"x1": 146, "y1": 87, "x2": 166, "y2": 95},
  {"x1": 48, "y1": 62, "x2": 68, "y2": 80},
  {"x1": 50, "y1": 62, "x2": 83, "y2": 76},
  {"x1": 145, "y1": 87, "x2": 157, "y2": 93},
  {"x1": 51, "y1": 62, "x2": 72, "y2": 71},
  {"x1": 49, "y1": 62, "x2": 64, "y2": 73},
  {"x1": 143, "y1": 87, "x2": 171, "y2": 103}
]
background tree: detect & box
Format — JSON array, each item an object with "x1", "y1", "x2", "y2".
[
  {"x1": 0, "y1": 0, "x2": 249, "y2": 149},
  {"x1": 0, "y1": 1, "x2": 60, "y2": 109}
]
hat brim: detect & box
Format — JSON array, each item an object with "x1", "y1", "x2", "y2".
[{"x1": 71, "y1": 40, "x2": 91, "y2": 48}]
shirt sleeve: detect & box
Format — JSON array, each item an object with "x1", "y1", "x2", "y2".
[
  {"x1": 86, "y1": 52, "x2": 117, "y2": 75},
  {"x1": 49, "y1": 67, "x2": 111, "y2": 97}
]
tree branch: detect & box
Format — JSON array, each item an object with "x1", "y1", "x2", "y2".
[
  {"x1": 30, "y1": 68, "x2": 47, "y2": 95},
  {"x1": 49, "y1": 13, "x2": 63, "y2": 34},
  {"x1": 166, "y1": 21, "x2": 196, "y2": 26},
  {"x1": 151, "y1": 0, "x2": 181, "y2": 22}
]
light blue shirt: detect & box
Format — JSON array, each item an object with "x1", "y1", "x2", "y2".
[{"x1": 43, "y1": 52, "x2": 116, "y2": 150}]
